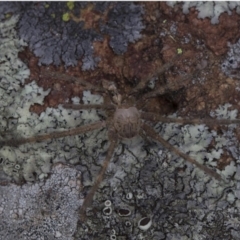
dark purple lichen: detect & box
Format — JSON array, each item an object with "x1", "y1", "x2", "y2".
[
  {"x1": 18, "y1": 2, "x2": 101, "y2": 69},
  {"x1": 0, "y1": 2, "x2": 29, "y2": 21},
  {"x1": 100, "y1": 2, "x2": 144, "y2": 55},
  {"x1": 16, "y1": 2, "x2": 144, "y2": 69}
]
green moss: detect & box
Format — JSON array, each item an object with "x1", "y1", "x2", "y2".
[
  {"x1": 67, "y1": 1, "x2": 75, "y2": 10},
  {"x1": 44, "y1": 3, "x2": 50, "y2": 8},
  {"x1": 51, "y1": 13, "x2": 56, "y2": 19},
  {"x1": 62, "y1": 12, "x2": 70, "y2": 22}
]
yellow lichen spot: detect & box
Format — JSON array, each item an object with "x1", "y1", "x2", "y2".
[
  {"x1": 5, "y1": 13, "x2": 12, "y2": 19},
  {"x1": 177, "y1": 48, "x2": 183, "y2": 55},
  {"x1": 62, "y1": 12, "x2": 70, "y2": 22},
  {"x1": 51, "y1": 13, "x2": 56, "y2": 18},
  {"x1": 44, "y1": 3, "x2": 49, "y2": 8},
  {"x1": 67, "y1": 1, "x2": 75, "y2": 10}
]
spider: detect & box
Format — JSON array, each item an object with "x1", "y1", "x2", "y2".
[{"x1": 1, "y1": 54, "x2": 239, "y2": 221}]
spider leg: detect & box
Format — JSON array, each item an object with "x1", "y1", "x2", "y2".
[
  {"x1": 1, "y1": 121, "x2": 106, "y2": 147},
  {"x1": 141, "y1": 112, "x2": 240, "y2": 126},
  {"x1": 135, "y1": 71, "x2": 201, "y2": 109},
  {"x1": 62, "y1": 103, "x2": 116, "y2": 110},
  {"x1": 41, "y1": 70, "x2": 105, "y2": 93},
  {"x1": 79, "y1": 130, "x2": 118, "y2": 221},
  {"x1": 129, "y1": 54, "x2": 182, "y2": 95},
  {"x1": 142, "y1": 122, "x2": 222, "y2": 181}
]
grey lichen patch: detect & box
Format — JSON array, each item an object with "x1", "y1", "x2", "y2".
[
  {"x1": 0, "y1": 163, "x2": 82, "y2": 240},
  {"x1": 75, "y1": 139, "x2": 237, "y2": 239},
  {"x1": 0, "y1": 79, "x2": 50, "y2": 182},
  {"x1": 0, "y1": 88, "x2": 107, "y2": 183},
  {"x1": 0, "y1": 15, "x2": 29, "y2": 90},
  {"x1": 0, "y1": 80, "x2": 54, "y2": 182},
  {"x1": 210, "y1": 104, "x2": 240, "y2": 173},
  {"x1": 221, "y1": 39, "x2": 240, "y2": 79}
]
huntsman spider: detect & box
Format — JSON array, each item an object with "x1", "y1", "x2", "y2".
[{"x1": 2, "y1": 55, "x2": 240, "y2": 220}]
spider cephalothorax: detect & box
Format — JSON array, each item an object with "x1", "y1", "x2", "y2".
[
  {"x1": 102, "y1": 79, "x2": 141, "y2": 139},
  {"x1": 113, "y1": 107, "x2": 141, "y2": 139}
]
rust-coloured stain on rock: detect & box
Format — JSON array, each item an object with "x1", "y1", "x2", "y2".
[{"x1": 160, "y1": 2, "x2": 240, "y2": 56}]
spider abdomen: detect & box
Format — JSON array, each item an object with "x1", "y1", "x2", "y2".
[{"x1": 113, "y1": 107, "x2": 141, "y2": 138}]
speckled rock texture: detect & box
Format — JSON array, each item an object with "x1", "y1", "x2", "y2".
[
  {"x1": 1, "y1": 2, "x2": 240, "y2": 240},
  {"x1": 0, "y1": 163, "x2": 82, "y2": 240}
]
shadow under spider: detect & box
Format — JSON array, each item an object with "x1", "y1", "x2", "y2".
[{"x1": 1, "y1": 54, "x2": 239, "y2": 221}]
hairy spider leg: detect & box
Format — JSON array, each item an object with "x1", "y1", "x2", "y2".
[
  {"x1": 62, "y1": 103, "x2": 116, "y2": 110},
  {"x1": 1, "y1": 121, "x2": 105, "y2": 147},
  {"x1": 141, "y1": 112, "x2": 240, "y2": 126},
  {"x1": 135, "y1": 68, "x2": 201, "y2": 110},
  {"x1": 79, "y1": 130, "x2": 118, "y2": 221},
  {"x1": 129, "y1": 54, "x2": 183, "y2": 95},
  {"x1": 61, "y1": 103, "x2": 119, "y2": 220},
  {"x1": 142, "y1": 122, "x2": 222, "y2": 180},
  {"x1": 141, "y1": 112, "x2": 240, "y2": 181},
  {"x1": 41, "y1": 70, "x2": 105, "y2": 92}
]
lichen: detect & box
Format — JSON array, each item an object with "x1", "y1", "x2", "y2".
[
  {"x1": 1, "y1": 4, "x2": 240, "y2": 239},
  {"x1": 0, "y1": 2, "x2": 145, "y2": 69},
  {"x1": 0, "y1": 164, "x2": 82, "y2": 239},
  {"x1": 221, "y1": 39, "x2": 240, "y2": 79},
  {"x1": 167, "y1": 1, "x2": 240, "y2": 24},
  {"x1": 62, "y1": 12, "x2": 70, "y2": 22},
  {"x1": 74, "y1": 104, "x2": 239, "y2": 239},
  {"x1": 0, "y1": 2, "x2": 28, "y2": 21},
  {"x1": 17, "y1": 2, "x2": 101, "y2": 68},
  {"x1": 99, "y1": 2, "x2": 144, "y2": 54},
  {"x1": 67, "y1": 1, "x2": 74, "y2": 11}
]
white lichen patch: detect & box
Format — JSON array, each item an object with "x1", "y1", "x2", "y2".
[
  {"x1": 0, "y1": 163, "x2": 82, "y2": 239},
  {"x1": 210, "y1": 103, "x2": 238, "y2": 120},
  {"x1": 0, "y1": 16, "x2": 29, "y2": 87}
]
